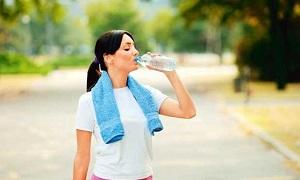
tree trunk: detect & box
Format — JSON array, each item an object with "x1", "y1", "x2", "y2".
[
  {"x1": 282, "y1": 0, "x2": 296, "y2": 81},
  {"x1": 267, "y1": 0, "x2": 287, "y2": 90}
]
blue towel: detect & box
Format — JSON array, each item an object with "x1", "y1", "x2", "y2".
[{"x1": 91, "y1": 71, "x2": 163, "y2": 144}]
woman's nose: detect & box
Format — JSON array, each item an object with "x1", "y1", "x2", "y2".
[{"x1": 133, "y1": 47, "x2": 139, "y2": 56}]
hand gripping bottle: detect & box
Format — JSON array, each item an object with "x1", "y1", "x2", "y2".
[{"x1": 135, "y1": 53, "x2": 176, "y2": 71}]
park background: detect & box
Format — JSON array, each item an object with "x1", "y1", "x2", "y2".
[{"x1": 0, "y1": 0, "x2": 300, "y2": 179}]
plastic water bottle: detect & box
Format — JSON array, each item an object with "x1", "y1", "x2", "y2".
[{"x1": 135, "y1": 53, "x2": 176, "y2": 71}]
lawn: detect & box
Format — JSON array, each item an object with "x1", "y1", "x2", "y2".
[
  {"x1": 212, "y1": 81, "x2": 300, "y2": 101},
  {"x1": 233, "y1": 105, "x2": 300, "y2": 155},
  {"x1": 219, "y1": 81, "x2": 300, "y2": 155},
  {"x1": 196, "y1": 77, "x2": 300, "y2": 156}
]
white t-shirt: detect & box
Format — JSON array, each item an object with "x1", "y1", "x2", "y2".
[{"x1": 75, "y1": 85, "x2": 168, "y2": 180}]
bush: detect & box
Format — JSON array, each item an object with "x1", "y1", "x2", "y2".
[
  {"x1": 0, "y1": 52, "x2": 53, "y2": 75},
  {"x1": 50, "y1": 55, "x2": 91, "y2": 69}
]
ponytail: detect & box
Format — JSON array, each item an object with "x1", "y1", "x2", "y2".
[{"x1": 86, "y1": 57, "x2": 101, "y2": 92}]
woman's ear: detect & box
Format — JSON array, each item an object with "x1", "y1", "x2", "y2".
[{"x1": 103, "y1": 53, "x2": 113, "y2": 65}]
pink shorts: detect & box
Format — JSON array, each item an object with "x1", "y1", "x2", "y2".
[{"x1": 91, "y1": 174, "x2": 153, "y2": 180}]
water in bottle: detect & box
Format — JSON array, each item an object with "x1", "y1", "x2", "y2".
[{"x1": 135, "y1": 53, "x2": 176, "y2": 71}]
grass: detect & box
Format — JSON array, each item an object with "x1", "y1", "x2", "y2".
[
  {"x1": 233, "y1": 106, "x2": 300, "y2": 155},
  {"x1": 201, "y1": 80, "x2": 300, "y2": 102},
  {"x1": 212, "y1": 81, "x2": 300, "y2": 156}
]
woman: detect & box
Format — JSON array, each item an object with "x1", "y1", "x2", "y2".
[{"x1": 73, "y1": 30, "x2": 196, "y2": 180}]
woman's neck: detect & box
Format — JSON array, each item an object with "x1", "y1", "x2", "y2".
[{"x1": 107, "y1": 69, "x2": 128, "y2": 89}]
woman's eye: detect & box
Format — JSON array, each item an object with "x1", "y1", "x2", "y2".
[{"x1": 124, "y1": 48, "x2": 130, "y2": 51}]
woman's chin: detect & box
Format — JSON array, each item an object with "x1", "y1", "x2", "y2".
[
  {"x1": 128, "y1": 66, "x2": 138, "y2": 73},
  {"x1": 133, "y1": 65, "x2": 139, "y2": 70}
]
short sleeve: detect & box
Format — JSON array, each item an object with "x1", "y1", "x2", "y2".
[
  {"x1": 144, "y1": 85, "x2": 168, "y2": 112},
  {"x1": 75, "y1": 93, "x2": 95, "y2": 132}
]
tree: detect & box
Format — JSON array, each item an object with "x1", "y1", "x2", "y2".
[
  {"x1": 0, "y1": 0, "x2": 64, "y2": 22},
  {"x1": 175, "y1": 0, "x2": 300, "y2": 90},
  {"x1": 25, "y1": 11, "x2": 91, "y2": 55},
  {"x1": 0, "y1": 0, "x2": 65, "y2": 53},
  {"x1": 148, "y1": 8, "x2": 227, "y2": 53},
  {"x1": 85, "y1": 0, "x2": 151, "y2": 53},
  {"x1": 148, "y1": 9, "x2": 174, "y2": 51},
  {"x1": 171, "y1": 18, "x2": 207, "y2": 52}
]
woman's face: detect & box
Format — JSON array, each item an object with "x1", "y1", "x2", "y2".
[{"x1": 108, "y1": 34, "x2": 139, "y2": 73}]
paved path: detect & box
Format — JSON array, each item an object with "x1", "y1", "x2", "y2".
[{"x1": 0, "y1": 67, "x2": 299, "y2": 180}]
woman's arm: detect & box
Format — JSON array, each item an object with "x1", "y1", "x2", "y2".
[
  {"x1": 73, "y1": 130, "x2": 92, "y2": 180},
  {"x1": 159, "y1": 71, "x2": 196, "y2": 119}
]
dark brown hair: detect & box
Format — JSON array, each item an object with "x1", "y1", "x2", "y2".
[{"x1": 86, "y1": 30, "x2": 134, "y2": 92}]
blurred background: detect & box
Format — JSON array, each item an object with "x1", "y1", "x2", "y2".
[{"x1": 0, "y1": 0, "x2": 300, "y2": 179}]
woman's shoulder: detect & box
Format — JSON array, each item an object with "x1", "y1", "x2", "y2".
[
  {"x1": 78, "y1": 91, "x2": 92, "y2": 105},
  {"x1": 142, "y1": 84, "x2": 162, "y2": 94},
  {"x1": 142, "y1": 84, "x2": 156, "y2": 91}
]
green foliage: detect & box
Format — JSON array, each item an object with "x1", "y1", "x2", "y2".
[
  {"x1": 1, "y1": 2, "x2": 91, "y2": 55},
  {"x1": 25, "y1": 11, "x2": 91, "y2": 55},
  {"x1": 86, "y1": 0, "x2": 151, "y2": 53},
  {"x1": 0, "y1": 53, "x2": 92, "y2": 74},
  {"x1": 176, "y1": 0, "x2": 268, "y2": 26},
  {"x1": 50, "y1": 55, "x2": 91, "y2": 69},
  {"x1": 148, "y1": 9, "x2": 174, "y2": 51},
  {"x1": 171, "y1": 18, "x2": 206, "y2": 52},
  {"x1": 0, "y1": 0, "x2": 65, "y2": 23},
  {"x1": 0, "y1": 0, "x2": 30, "y2": 22},
  {"x1": 0, "y1": 1, "x2": 68, "y2": 54},
  {"x1": 148, "y1": 8, "x2": 229, "y2": 53},
  {"x1": 32, "y1": 0, "x2": 65, "y2": 23},
  {"x1": 0, "y1": 52, "x2": 52, "y2": 74}
]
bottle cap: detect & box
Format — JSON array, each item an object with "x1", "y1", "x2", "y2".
[{"x1": 134, "y1": 56, "x2": 141, "y2": 62}]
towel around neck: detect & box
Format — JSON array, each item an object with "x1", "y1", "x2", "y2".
[{"x1": 91, "y1": 71, "x2": 163, "y2": 144}]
